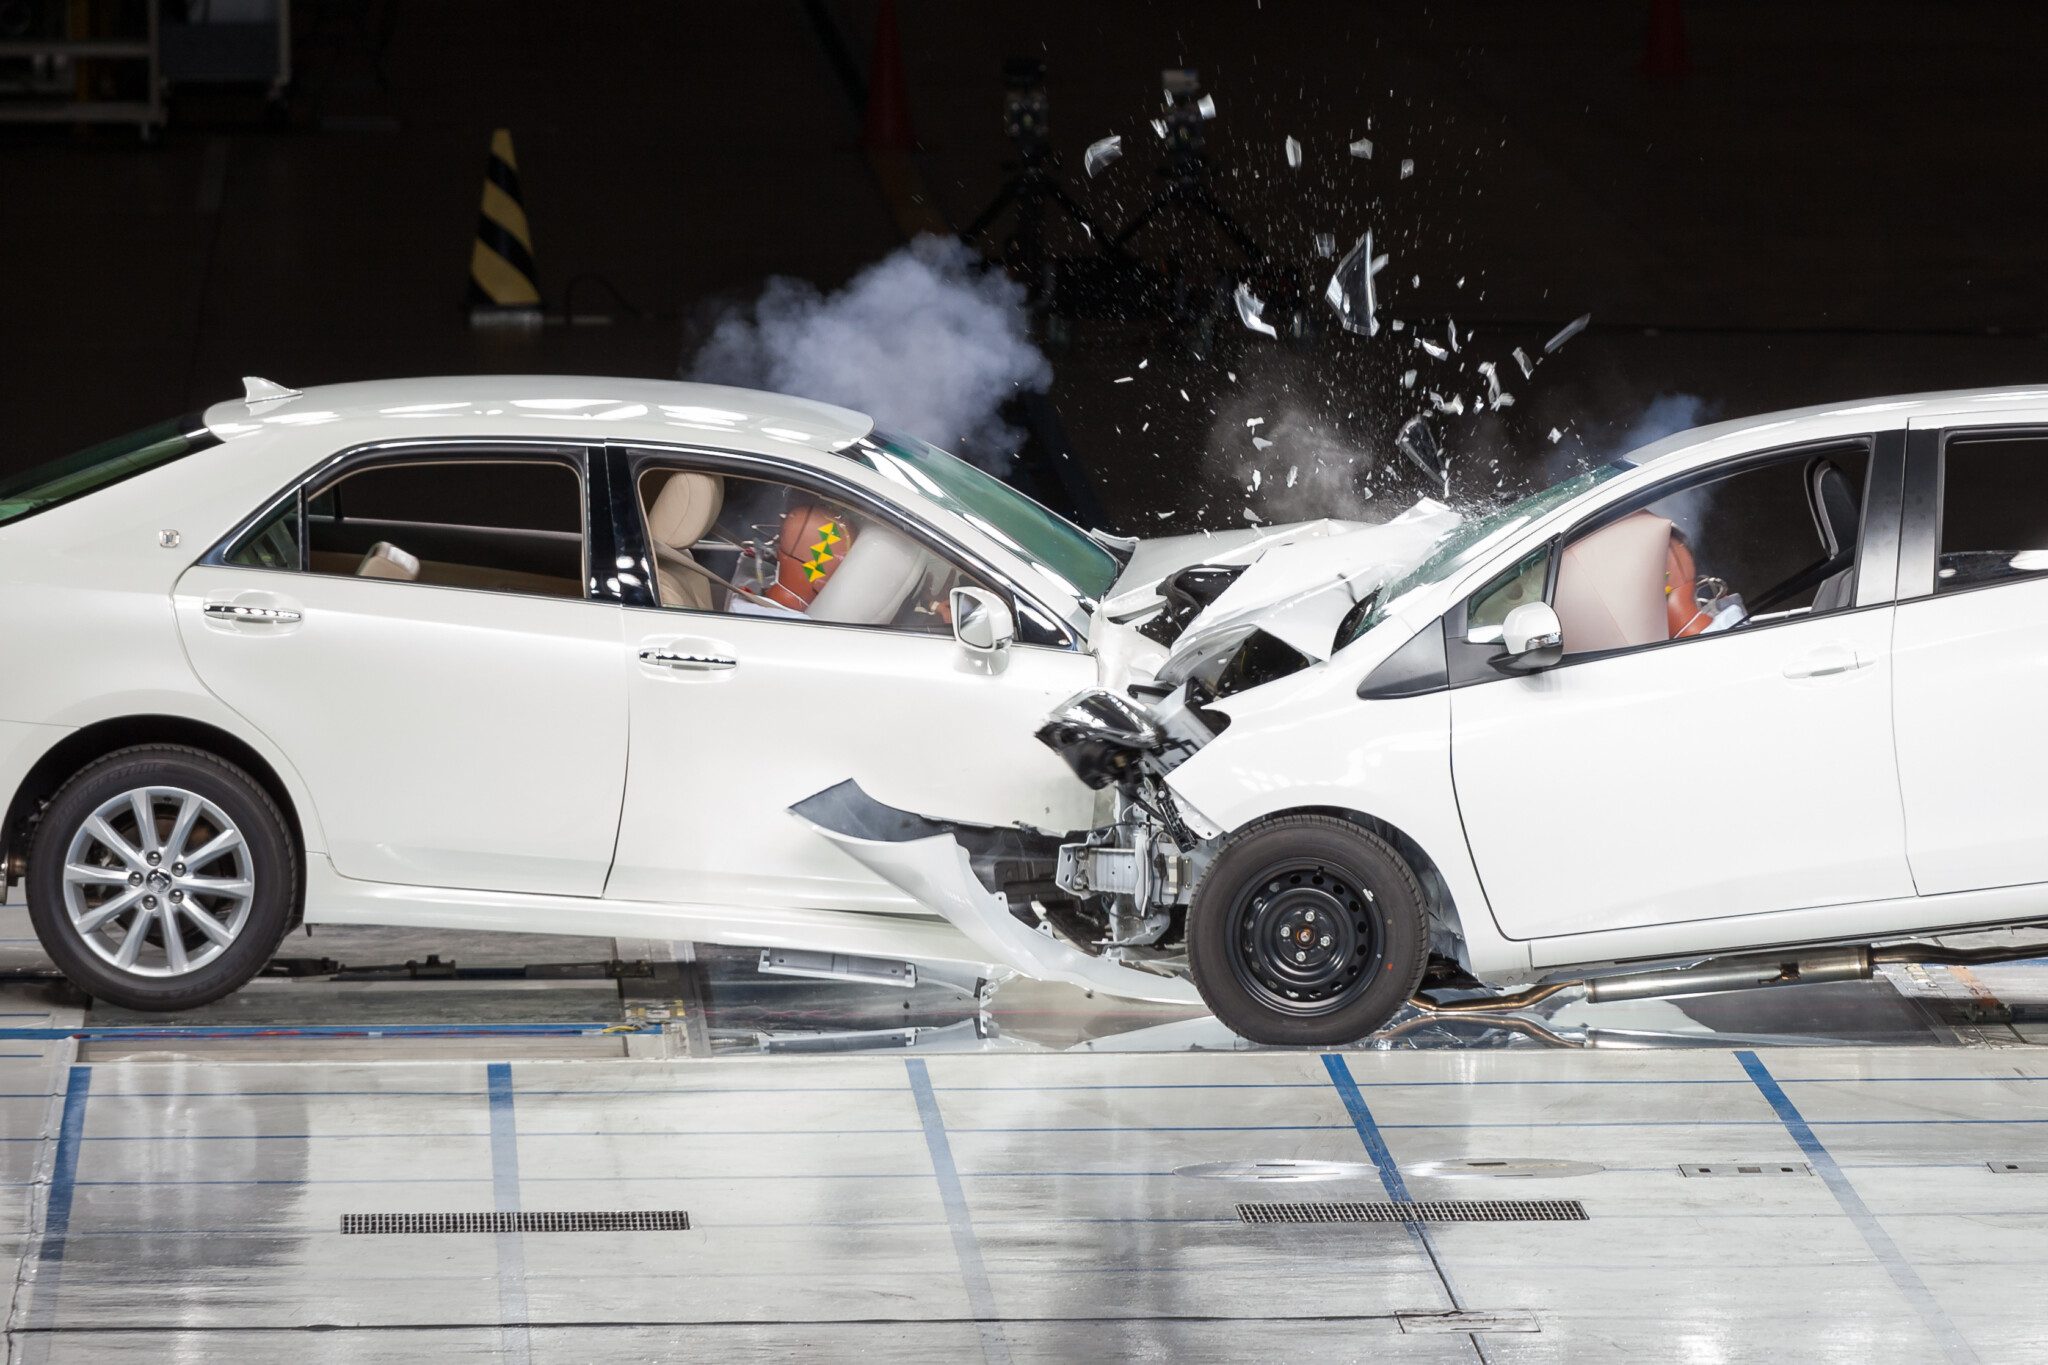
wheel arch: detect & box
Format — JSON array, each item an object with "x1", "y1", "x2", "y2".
[{"x1": 3, "y1": 716, "x2": 307, "y2": 897}]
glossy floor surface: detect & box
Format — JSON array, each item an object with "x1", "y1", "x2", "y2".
[{"x1": 6, "y1": 904, "x2": 2048, "y2": 1361}]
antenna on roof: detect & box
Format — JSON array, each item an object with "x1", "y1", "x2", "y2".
[{"x1": 241, "y1": 376, "x2": 303, "y2": 405}]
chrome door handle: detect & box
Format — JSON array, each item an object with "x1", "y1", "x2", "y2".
[
  {"x1": 638, "y1": 648, "x2": 736, "y2": 671},
  {"x1": 1783, "y1": 648, "x2": 1872, "y2": 680},
  {"x1": 203, "y1": 602, "x2": 302, "y2": 624}
]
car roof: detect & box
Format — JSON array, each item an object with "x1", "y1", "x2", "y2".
[
  {"x1": 1624, "y1": 384, "x2": 2048, "y2": 470},
  {"x1": 200, "y1": 375, "x2": 875, "y2": 460}
]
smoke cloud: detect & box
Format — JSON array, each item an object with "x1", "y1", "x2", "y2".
[{"x1": 684, "y1": 235, "x2": 1051, "y2": 470}]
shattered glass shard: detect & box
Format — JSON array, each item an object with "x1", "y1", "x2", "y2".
[
  {"x1": 1477, "y1": 360, "x2": 1513, "y2": 410},
  {"x1": 1250, "y1": 470, "x2": 1262, "y2": 491},
  {"x1": 1548, "y1": 427, "x2": 1564, "y2": 443},
  {"x1": 1415, "y1": 336, "x2": 1448, "y2": 360},
  {"x1": 1400, "y1": 369, "x2": 1418, "y2": 389},
  {"x1": 1544, "y1": 312, "x2": 1591, "y2": 353},
  {"x1": 1233, "y1": 281, "x2": 1278, "y2": 338},
  {"x1": 1084, "y1": 135, "x2": 1123, "y2": 178},
  {"x1": 1151, "y1": 117, "x2": 1168, "y2": 138},
  {"x1": 1322, "y1": 230, "x2": 1386, "y2": 337},
  {"x1": 1253, "y1": 436, "x2": 1274, "y2": 450},
  {"x1": 1197, "y1": 94, "x2": 1217, "y2": 119},
  {"x1": 1426, "y1": 390, "x2": 1465, "y2": 416},
  {"x1": 1447, "y1": 319, "x2": 1461, "y2": 353},
  {"x1": 1285, "y1": 136, "x2": 1303, "y2": 168},
  {"x1": 1286, "y1": 465, "x2": 1298, "y2": 487},
  {"x1": 1313, "y1": 231, "x2": 1337, "y2": 258},
  {"x1": 1396, "y1": 415, "x2": 1445, "y2": 483},
  {"x1": 1400, "y1": 158, "x2": 1415, "y2": 179},
  {"x1": 1349, "y1": 136, "x2": 1373, "y2": 159},
  {"x1": 1513, "y1": 346, "x2": 1535, "y2": 379}
]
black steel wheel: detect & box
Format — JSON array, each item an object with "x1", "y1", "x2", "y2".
[{"x1": 1188, "y1": 815, "x2": 1429, "y2": 1045}]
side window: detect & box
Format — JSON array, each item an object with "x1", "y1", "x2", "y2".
[
  {"x1": 230, "y1": 457, "x2": 586, "y2": 599},
  {"x1": 1936, "y1": 435, "x2": 2048, "y2": 592},
  {"x1": 1466, "y1": 545, "x2": 1551, "y2": 641},
  {"x1": 636, "y1": 464, "x2": 991, "y2": 636},
  {"x1": 1553, "y1": 445, "x2": 1868, "y2": 656}
]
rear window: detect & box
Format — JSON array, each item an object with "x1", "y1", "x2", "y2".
[{"x1": 0, "y1": 412, "x2": 220, "y2": 527}]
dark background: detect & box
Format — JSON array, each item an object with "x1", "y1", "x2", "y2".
[{"x1": 4, "y1": 1, "x2": 2045, "y2": 532}]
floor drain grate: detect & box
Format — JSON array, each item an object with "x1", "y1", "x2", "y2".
[
  {"x1": 1988, "y1": 1161, "x2": 2048, "y2": 1174},
  {"x1": 1679, "y1": 1163, "x2": 1810, "y2": 1178},
  {"x1": 342, "y1": 1211, "x2": 691, "y2": 1235},
  {"x1": 1238, "y1": 1199, "x2": 1587, "y2": 1225}
]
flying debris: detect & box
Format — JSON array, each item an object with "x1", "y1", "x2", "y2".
[
  {"x1": 1197, "y1": 94, "x2": 1217, "y2": 118},
  {"x1": 1254, "y1": 436, "x2": 1274, "y2": 450},
  {"x1": 1286, "y1": 465, "x2": 1298, "y2": 488},
  {"x1": 1426, "y1": 390, "x2": 1466, "y2": 416},
  {"x1": 1313, "y1": 231, "x2": 1336, "y2": 258},
  {"x1": 1544, "y1": 312, "x2": 1592, "y2": 353},
  {"x1": 1323, "y1": 230, "x2": 1388, "y2": 337},
  {"x1": 1399, "y1": 368, "x2": 1418, "y2": 389},
  {"x1": 1348, "y1": 136, "x2": 1373, "y2": 159},
  {"x1": 1084, "y1": 135, "x2": 1123, "y2": 178},
  {"x1": 1548, "y1": 428, "x2": 1564, "y2": 443},
  {"x1": 1477, "y1": 360, "x2": 1514, "y2": 410},
  {"x1": 1285, "y1": 136, "x2": 1303, "y2": 168},
  {"x1": 1447, "y1": 319, "x2": 1461, "y2": 353},
  {"x1": 1396, "y1": 415, "x2": 1447, "y2": 486},
  {"x1": 1113, "y1": 375, "x2": 1134, "y2": 384},
  {"x1": 1150, "y1": 117, "x2": 1167, "y2": 138},
  {"x1": 1245, "y1": 417, "x2": 1265, "y2": 428},
  {"x1": 1233, "y1": 282, "x2": 1278, "y2": 339},
  {"x1": 1399, "y1": 158, "x2": 1415, "y2": 179},
  {"x1": 1250, "y1": 470, "x2": 1262, "y2": 491},
  {"x1": 1513, "y1": 346, "x2": 1535, "y2": 379},
  {"x1": 1415, "y1": 336, "x2": 1448, "y2": 361}
]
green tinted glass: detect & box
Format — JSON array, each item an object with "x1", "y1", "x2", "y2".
[
  {"x1": 853, "y1": 431, "x2": 1121, "y2": 604},
  {"x1": 0, "y1": 413, "x2": 218, "y2": 527}
]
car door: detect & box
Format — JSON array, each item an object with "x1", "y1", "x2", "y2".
[
  {"x1": 1450, "y1": 435, "x2": 1917, "y2": 939},
  {"x1": 1890, "y1": 423, "x2": 2048, "y2": 894},
  {"x1": 176, "y1": 444, "x2": 628, "y2": 897},
  {"x1": 603, "y1": 447, "x2": 1099, "y2": 912}
]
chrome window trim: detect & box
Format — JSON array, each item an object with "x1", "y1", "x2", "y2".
[{"x1": 201, "y1": 437, "x2": 608, "y2": 605}]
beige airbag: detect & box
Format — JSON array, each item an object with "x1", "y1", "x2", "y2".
[{"x1": 1555, "y1": 511, "x2": 1672, "y2": 653}]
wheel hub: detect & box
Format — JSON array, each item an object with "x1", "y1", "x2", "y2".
[{"x1": 1229, "y1": 860, "x2": 1385, "y2": 1015}]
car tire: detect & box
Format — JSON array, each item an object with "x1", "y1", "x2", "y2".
[
  {"x1": 26, "y1": 745, "x2": 296, "y2": 1012},
  {"x1": 1186, "y1": 814, "x2": 1429, "y2": 1046}
]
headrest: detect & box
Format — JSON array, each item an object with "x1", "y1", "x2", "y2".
[
  {"x1": 356, "y1": 541, "x2": 421, "y2": 581},
  {"x1": 1810, "y1": 460, "x2": 1858, "y2": 560},
  {"x1": 646, "y1": 471, "x2": 724, "y2": 551}
]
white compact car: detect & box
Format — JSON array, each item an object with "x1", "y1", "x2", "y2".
[{"x1": 4, "y1": 377, "x2": 2046, "y2": 1045}]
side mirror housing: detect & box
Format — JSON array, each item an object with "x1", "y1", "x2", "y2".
[
  {"x1": 952, "y1": 586, "x2": 1015, "y2": 666},
  {"x1": 1491, "y1": 601, "x2": 1564, "y2": 673}
]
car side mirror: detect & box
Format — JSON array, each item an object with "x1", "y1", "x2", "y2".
[
  {"x1": 952, "y1": 586, "x2": 1014, "y2": 667},
  {"x1": 1491, "y1": 601, "x2": 1563, "y2": 673}
]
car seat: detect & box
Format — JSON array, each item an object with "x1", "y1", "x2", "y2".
[
  {"x1": 767, "y1": 503, "x2": 858, "y2": 612},
  {"x1": 645, "y1": 471, "x2": 725, "y2": 611},
  {"x1": 1808, "y1": 460, "x2": 1859, "y2": 611}
]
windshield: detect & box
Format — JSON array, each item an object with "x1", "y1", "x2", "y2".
[
  {"x1": 1337, "y1": 460, "x2": 1634, "y2": 649},
  {"x1": 0, "y1": 412, "x2": 219, "y2": 528},
  {"x1": 848, "y1": 430, "x2": 1122, "y2": 604}
]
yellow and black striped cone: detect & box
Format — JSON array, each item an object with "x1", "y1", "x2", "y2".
[{"x1": 468, "y1": 128, "x2": 541, "y2": 324}]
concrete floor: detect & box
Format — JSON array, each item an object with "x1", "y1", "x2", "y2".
[{"x1": 8, "y1": 903, "x2": 2048, "y2": 1361}]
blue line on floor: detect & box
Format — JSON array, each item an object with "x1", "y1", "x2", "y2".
[
  {"x1": 1323, "y1": 1054, "x2": 1473, "y2": 1322},
  {"x1": 486, "y1": 1062, "x2": 532, "y2": 1365},
  {"x1": 1737, "y1": 1050, "x2": 1979, "y2": 1365},
  {"x1": 21, "y1": 1065, "x2": 92, "y2": 1365},
  {"x1": 906, "y1": 1057, "x2": 1009, "y2": 1365}
]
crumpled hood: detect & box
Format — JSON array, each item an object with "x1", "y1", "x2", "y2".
[
  {"x1": 1157, "y1": 499, "x2": 1461, "y2": 681},
  {"x1": 1101, "y1": 519, "x2": 1369, "y2": 619}
]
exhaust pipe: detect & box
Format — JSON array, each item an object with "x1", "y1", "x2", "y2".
[{"x1": 1585, "y1": 947, "x2": 1873, "y2": 1004}]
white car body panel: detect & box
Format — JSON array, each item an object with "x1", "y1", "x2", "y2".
[
  {"x1": 174, "y1": 565, "x2": 629, "y2": 896},
  {"x1": 608, "y1": 603, "x2": 1098, "y2": 912},
  {"x1": 1450, "y1": 605, "x2": 1913, "y2": 938},
  {"x1": 1892, "y1": 575, "x2": 2048, "y2": 896}
]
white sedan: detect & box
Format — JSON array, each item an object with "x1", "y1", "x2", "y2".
[{"x1": 3, "y1": 377, "x2": 2044, "y2": 1046}]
